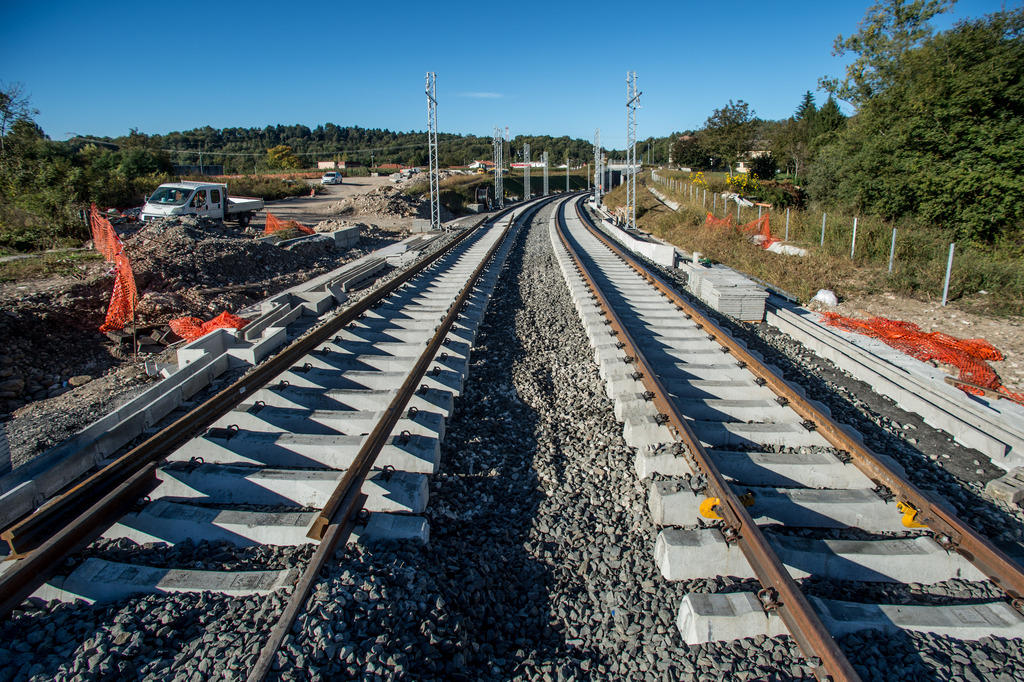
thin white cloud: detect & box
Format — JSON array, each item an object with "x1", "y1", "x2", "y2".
[{"x1": 457, "y1": 92, "x2": 504, "y2": 99}]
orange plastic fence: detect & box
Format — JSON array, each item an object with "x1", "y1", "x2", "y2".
[
  {"x1": 265, "y1": 212, "x2": 314, "y2": 236},
  {"x1": 91, "y1": 204, "x2": 138, "y2": 332},
  {"x1": 821, "y1": 313, "x2": 1024, "y2": 405},
  {"x1": 99, "y1": 253, "x2": 138, "y2": 333},
  {"x1": 704, "y1": 212, "x2": 777, "y2": 248},
  {"x1": 169, "y1": 311, "x2": 250, "y2": 342},
  {"x1": 90, "y1": 204, "x2": 122, "y2": 261}
]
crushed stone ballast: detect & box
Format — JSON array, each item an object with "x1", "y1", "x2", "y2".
[{"x1": 550, "y1": 194, "x2": 1024, "y2": 681}]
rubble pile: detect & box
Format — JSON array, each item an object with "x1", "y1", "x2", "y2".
[
  {"x1": 327, "y1": 184, "x2": 453, "y2": 222},
  {"x1": 0, "y1": 215, "x2": 400, "y2": 417}
]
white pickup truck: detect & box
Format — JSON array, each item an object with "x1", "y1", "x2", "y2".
[{"x1": 141, "y1": 181, "x2": 264, "y2": 227}]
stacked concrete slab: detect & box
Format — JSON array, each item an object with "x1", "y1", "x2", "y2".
[{"x1": 678, "y1": 261, "x2": 768, "y2": 322}]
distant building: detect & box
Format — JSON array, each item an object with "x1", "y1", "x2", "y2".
[
  {"x1": 468, "y1": 160, "x2": 495, "y2": 169},
  {"x1": 338, "y1": 160, "x2": 362, "y2": 169},
  {"x1": 510, "y1": 161, "x2": 546, "y2": 169},
  {"x1": 735, "y1": 149, "x2": 770, "y2": 174},
  {"x1": 317, "y1": 161, "x2": 338, "y2": 169}
]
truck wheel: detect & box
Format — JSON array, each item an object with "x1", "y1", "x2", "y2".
[{"x1": 237, "y1": 213, "x2": 251, "y2": 228}]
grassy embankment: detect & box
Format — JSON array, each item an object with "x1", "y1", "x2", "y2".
[
  {"x1": 603, "y1": 171, "x2": 1023, "y2": 316},
  {"x1": 0, "y1": 250, "x2": 103, "y2": 282}
]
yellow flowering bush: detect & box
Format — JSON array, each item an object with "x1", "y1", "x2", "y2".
[
  {"x1": 726, "y1": 172, "x2": 761, "y2": 196},
  {"x1": 691, "y1": 171, "x2": 708, "y2": 189}
]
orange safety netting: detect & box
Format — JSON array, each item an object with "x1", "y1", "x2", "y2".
[
  {"x1": 91, "y1": 204, "x2": 138, "y2": 332},
  {"x1": 705, "y1": 212, "x2": 777, "y2": 248},
  {"x1": 169, "y1": 311, "x2": 250, "y2": 342},
  {"x1": 90, "y1": 203, "x2": 122, "y2": 261},
  {"x1": 99, "y1": 253, "x2": 138, "y2": 333},
  {"x1": 265, "y1": 212, "x2": 314, "y2": 236},
  {"x1": 821, "y1": 313, "x2": 1024, "y2": 405}
]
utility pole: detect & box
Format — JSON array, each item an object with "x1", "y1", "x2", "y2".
[
  {"x1": 523, "y1": 143, "x2": 531, "y2": 200},
  {"x1": 625, "y1": 71, "x2": 641, "y2": 231},
  {"x1": 425, "y1": 72, "x2": 441, "y2": 231},
  {"x1": 566, "y1": 155, "x2": 570, "y2": 192},
  {"x1": 492, "y1": 126, "x2": 504, "y2": 208},
  {"x1": 542, "y1": 151, "x2": 549, "y2": 196},
  {"x1": 593, "y1": 129, "x2": 602, "y2": 202}
]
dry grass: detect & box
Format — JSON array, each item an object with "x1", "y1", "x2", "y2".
[
  {"x1": 606, "y1": 181, "x2": 891, "y2": 303},
  {"x1": 610, "y1": 175, "x2": 1024, "y2": 315},
  {"x1": 0, "y1": 251, "x2": 103, "y2": 283}
]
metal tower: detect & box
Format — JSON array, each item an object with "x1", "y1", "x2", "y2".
[
  {"x1": 566, "y1": 155, "x2": 570, "y2": 192},
  {"x1": 493, "y1": 126, "x2": 504, "y2": 208},
  {"x1": 425, "y1": 72, "x2": 440, "y2": 230},
  {"x1": 593, "y1": 129, "x2": 602, "y2": 202},
  {"x1": 542, "y1": 151, "x2": 549, "y2": 196},
  {"x1": 523, "y1": 143, "x2": 531, "y2": 200},
  {"x1": 626, "y1": 71, "x2": 640, "y2": 231}
]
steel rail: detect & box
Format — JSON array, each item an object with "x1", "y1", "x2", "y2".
[
  {"x1": 556, "y1": 199, "x2": 860, "y2": 682},
  {"x1": 246, "y1": 197, "x2": 558, "y2": 682},
  {"x1": 0, "y1": 209, "x2": 507, "y2": 620},
  {"x1": 573, "y1": 197, "x2": 1024, "y2": 611}
]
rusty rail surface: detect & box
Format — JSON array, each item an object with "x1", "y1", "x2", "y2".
[
  {"x1": 558, "y1": 198, "x2": 862, "y2": 681},
  {"x1": 246, "y1": 197, "x2": 559, "y2": 682},
  {"x1": 0, "y1": 209, "x2": 506, "y2": 620},
  {"x1": 574, "y1": 197, "x2": 1024, "y2": 612}
]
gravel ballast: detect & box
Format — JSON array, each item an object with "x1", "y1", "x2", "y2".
[
  {"x1": 270, "y1": 202, "x2": 812, "y2": 680},
  {"x1": 3, "y1": 204, "x2": 1023, "y2": 681}
]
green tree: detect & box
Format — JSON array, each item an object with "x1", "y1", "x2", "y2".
[
  {"x1": 0, "y1": 82, "x2": 38, "y2": 156},
  {"x1": 266, "y1": 144, "x2": 301, "y2": 169},
  {"x1": 669, "y1": 134, "x2": 708, "y2": 169},
  {"x1": 795, "y1": 90, "x2": 817, "y2": 122},
  {"x1": 812, "y1": 96, "x2": 846, "y2": 138},
  {"x1": 820, "y1": 0, "x2": 955, "y2": 108},
  {"x1": 809, "y1": 9, "x2": 1024, "y2": 242},
  {"x1": 701, "y1": 100, "x2": 756, "y2": 173}
]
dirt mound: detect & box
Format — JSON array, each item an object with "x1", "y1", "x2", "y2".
[{"x1": 323, "y1": 185, "x2": 453, "y2": 222}]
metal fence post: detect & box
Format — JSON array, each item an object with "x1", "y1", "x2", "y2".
[
  {"x1": 942, "y1": 243, "x2": 955, "y2": 306},
  {"x1": 785, "y1": 208, "x2": 790, "y2": 241},
  {"x1": 820, "y1": 213, "x2": 826, "y2": 246},
  {"x1": 850, "y1": 217, "x2": 858, "y2": 258},
  {"x1": 737, "y1": 201, "x2": 741, "y2": 222},
  {"x1": 888, "y1": 228, "x2": 897, "y2": 273}
]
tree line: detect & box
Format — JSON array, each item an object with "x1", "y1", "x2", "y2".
[{"x1": 663, "y1": 1, "x2": 1023, "y2": 245}]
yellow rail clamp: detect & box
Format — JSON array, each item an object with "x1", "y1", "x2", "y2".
[
  {"x1": 699, "y1": 493, "x2": 754, "y2": 520},
  {"x1": 897, "y1": 501, "x2": 927, "y2": 528},
  {"x1": 699, "y1": 497, "x2": 722, "y2": 519}
]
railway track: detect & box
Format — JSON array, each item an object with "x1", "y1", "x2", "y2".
[
  {"x1": 552, "y1": 194, "x2": 1024, "y2": 680},
  {"x1": 2, "y1": 193, "x2": 1023, "y2": 681},
  {"x1": 0, "y1": 196, "x2": 556, "y2": 676}
]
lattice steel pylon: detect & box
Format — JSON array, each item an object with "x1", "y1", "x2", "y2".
[
  {"x1": 542, "y1": 151, "x2": 549, "y2": 196},
  {"x1": 593, "y1": 129, "x2": 602, "y2": 202},
  {"x1": 425, "y1": 72, "x2": 441, "y2": 230},
  {"x1": 626, "y1": 71, "x2": 641, "y2": 230},
  {"x1": 523, "y1": 143, "x2": 531, "y2": 200},
  {"x1": 492, "y1": 126, "x2": 504, "y2": 208}
]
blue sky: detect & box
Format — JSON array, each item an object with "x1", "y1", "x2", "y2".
[{"x1": 0, "y1": 0, "x2": 1013, "y2": 148}]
